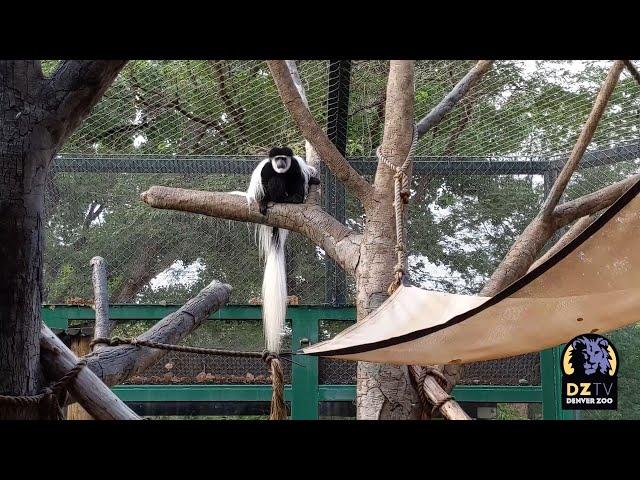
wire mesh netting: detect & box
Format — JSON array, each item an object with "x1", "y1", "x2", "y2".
[
  {"x1": 78, "y1": 318, "x2": 292, "y2": 385},
  {"x1": 44, "y1": 60, "x2": 640, "y2": 390}
]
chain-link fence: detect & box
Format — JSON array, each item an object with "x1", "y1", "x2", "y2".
[{"x1": 44, "y1": 60, "x2": 640, "y2": 396}]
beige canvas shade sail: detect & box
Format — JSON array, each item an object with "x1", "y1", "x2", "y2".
[{"x1": 301, "y1": 177, "x2": 640, "y2": 366}]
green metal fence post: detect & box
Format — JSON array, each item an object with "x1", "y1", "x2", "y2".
[
  {"x1": 541, "y1": 348, "x2": 558, "y2": 419},
  {"x1": 554, "y1": 345, "x2": 576, "y2": 420},
  {"x1": 541, "y1": 346, "x2": 576, "y2": 420},
  {"x1": 290, "y1": 309, "x2": 319, "y2": 420}
]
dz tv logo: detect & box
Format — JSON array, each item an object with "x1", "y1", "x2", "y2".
[{"x1": 561, "y1": 333, "x2": 618, "y2": 410}]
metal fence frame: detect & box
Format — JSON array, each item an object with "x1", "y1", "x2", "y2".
[{"x1": 42, "y1": 304, "x2": 573, "y2": 420}]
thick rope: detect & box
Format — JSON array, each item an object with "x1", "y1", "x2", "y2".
[
  {"x1": 376, "y1": 124, "x2": 419, "y2": 294},
  {"x1": 90, "y1": 336, "x2": 294, "y2": 359},
  {"x1": 92, "y1": 336, "x2": 290, "y2": 419},
  {"x1": 378, "y1": 126, "x2": 460, "y2": 418},
  {"x1": 0, "y1": 360, "x2": 86, "y2": 420},
  {"x1": 408, "y1": 364, "x2": 456, "y2": 419},
  {"x1": 263, "y1": 352, "x2": 287, "y2": 420}
]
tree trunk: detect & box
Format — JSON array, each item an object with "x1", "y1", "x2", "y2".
[
  {"x1": 0, "y1": 62, "x2": 52, "y2": 419},
  {"x1": 0, "y1": 148, "x2": 50, "y2": 419},
  {"x1": 0, "y1": 60, "x2": 126, "y2": 419},
  {"x1": 355, "y1": 61, "x2": 422, "y2": 420}
]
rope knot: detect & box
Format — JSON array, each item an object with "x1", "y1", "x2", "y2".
[
  {"x1": 375, "y1": 124, "x2": 418, "y2": 293},
  {"x1": 262, "y1": 350, "x2": 279, "y2": 367},
  {"x1": 89, "y1": 337, "x2": 110, "y2": 349}
]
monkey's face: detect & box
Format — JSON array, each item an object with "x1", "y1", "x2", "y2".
[{"x1": 271, "y1": 155, "x2": 292, "y2": 173}]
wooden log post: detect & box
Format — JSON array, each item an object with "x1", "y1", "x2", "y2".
[
  {"x1": 40, "y1": 325, "x2": 141, "y2": 420},
  {"x1": 66, "y1": 257, "x2": 113, "y2": 420},
  {"x1": 65, "y1": 327, "x2": 94, "y2": 420},
  {"x1": 91, "y1": 256, "x2": 115, "y2": 347}
]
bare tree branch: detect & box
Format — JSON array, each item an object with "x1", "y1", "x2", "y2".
[
  {"x1": 527, "y1": 215, "x2": 594, "y2": 273},
  {"x1": 552, "y1": 174, "x2": 640, "y2": 228},
  {"x1": 623, "y1": 60, "x2": 640, "y2": 85},
  {"x1": 40, "y1": 325, "x2": 141, "y2": 420},
  {"x1": 43, "y1": 61, "x2": 128, "y2": 149},
  {"x1": 482, "y1": 61, "x2": 627, "y2": 296},
  {"x1": 140, "y1": 187, "x2": 362, "y2": 275},
  {"x1": 81, "y1": 279, "x2": 231, "y2": 386},
  {"x1": 267, "y1": 60, "x2": 373, "y2": 204},
  {"x1": 285, "y1": 60, "x2": 321, "y2": 206},
  {"x1": 540, "y1": 60, "x2": 625, "y2": 218},
  {"x1": 208, "y1": 60, "x2": 247, "y2": 136},
  {"x1": 416, "y1": 60, "x2": 494, "y2": 138}
]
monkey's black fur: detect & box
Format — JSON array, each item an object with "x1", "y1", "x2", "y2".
[{"x1": 257, "y1": 147, "x2": 320, "y2": 215}]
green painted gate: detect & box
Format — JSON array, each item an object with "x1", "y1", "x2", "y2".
[{"x1": 42, "y1": 304, "x2": 572, "y2": 420}]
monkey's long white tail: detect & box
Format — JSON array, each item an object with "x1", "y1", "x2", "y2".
[{"x1": 258, "y1": 225, "x2": 288, "y2": 354}]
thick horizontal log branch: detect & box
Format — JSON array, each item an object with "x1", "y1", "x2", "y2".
[
  {"x1": 83, "y1": 279, "x2": 231, "y2": 386},
  {"x1": 267, "y1": 60, "x2": 373, "y2": 204},
  {"x1": 40, "y1": 325, "x2": 140, "y2": 420},
  {"x1": 416, "y1": 60, "x2": 494, "y2": 137},
  {"x1": 552, "y1": 174, "x2": 640, "y2": 229},
  {"x1": 140, "y1": 186, "x2": 362, "y2": 275}
]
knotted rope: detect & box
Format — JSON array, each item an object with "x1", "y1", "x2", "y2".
[
  {"x1": 91, "y1": 336, "x2": 290, "y2": 419},
  {"x1": 376, "y1": 123, "x2": 419, "y2": 294},
  {"x1": 408, "y1": 364, "x2": 457, "y2": 419},
  {"x1": 0, "y1": 360, "x2": 87, "y2": 420},
  {"x1": 262, "y1": 351, "x2": 287, "y2": 420},
  {"x1": 377, "y1": 126, "x2": 462, "y2": 418},
  {"x1": 90, "y1": 336, "x2": 291, "y2": 358}
]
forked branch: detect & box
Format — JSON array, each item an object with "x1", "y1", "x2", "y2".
[
  {"x1": 482, "y1": 60, "x2": 626, "y2": 295},
  {"x1": 267, "y1": 60, "x2": 373, "y2": 204},
  {"x1": 540, "y1": 60, "x2": 625, "y2": 218},
  {"x1": 416, "y1": 60, "x2": 494, "y2": 137}
]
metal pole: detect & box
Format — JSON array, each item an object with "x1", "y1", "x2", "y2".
[{"x1": 324, "y1": 60, "x2": 351, "y2": 306}]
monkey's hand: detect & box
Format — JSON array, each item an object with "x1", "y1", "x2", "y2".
[
  {"x1": 259, "y1": 199, "x2": 269, "y2": 216},
  {"x1": 281, "y1": 193, "x2": 305, "y2": 204},
  {"x1": 309, "y1": 176, "x2": 321, "y2": 186}
]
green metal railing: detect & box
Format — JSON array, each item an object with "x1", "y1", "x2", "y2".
[{"x1": 42, "y1": 304, "x2": 570, "y2": 420}]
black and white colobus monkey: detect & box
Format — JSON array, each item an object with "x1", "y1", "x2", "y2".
[{"x1": 246, "y1": 147, "x2": 320, "y2": 353}]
